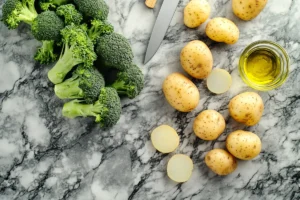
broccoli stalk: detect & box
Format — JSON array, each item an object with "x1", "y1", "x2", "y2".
[
  {"x1": 87, "y1": 19, "x2": 114, "y2": 43},
  {"x1": 2, "y1": 0, "x2": 38, "y2": 29},
  {"x1": 39, "y1": 0, "x2": 71, "y2": 11},
  {"x1": 47, "y1": 25, "x2": 97, "y2": 84},
  {"x1": 34, "y1": 40, "x2": 57, "y2": 64},
  {"x1": 56, "y1": 4, "x2": 83, "y2": 25},
  {"x1": 62, "y1": 87, "x2": 122, "y2": 127},
  {"x1": 110, "y1": 64, "x2": 144, "y2": 99},
  {"x1": 54, "y1": 66, "x2": 105, "y2": 103}
]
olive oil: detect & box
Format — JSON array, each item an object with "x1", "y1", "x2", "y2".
[{"x1": 243, "y1": 50, "x2": 281, "y2": 84}]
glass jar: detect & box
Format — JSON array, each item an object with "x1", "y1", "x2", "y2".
[{"x1": 239, "y1": 40, "x2": 289, "y2": 91}]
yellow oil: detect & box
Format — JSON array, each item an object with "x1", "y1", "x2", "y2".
[{"x1": 243, "y1": 50, "x2": 281, "y2": 84}]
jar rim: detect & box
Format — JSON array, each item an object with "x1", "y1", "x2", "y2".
[{"x1": 239, "y1": 40, "x2": 290, "y2": 91}]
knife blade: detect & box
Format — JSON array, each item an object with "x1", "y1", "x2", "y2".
[{"x1": 144, "y1": 0, "x2": 180, "y2": 64}]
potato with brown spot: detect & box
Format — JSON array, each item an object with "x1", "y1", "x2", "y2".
[
  {"x1": 232, "y1": 0, "x2": 268, "y2": 21},
  {"x1": 180, "y1": 40, "x2": 213, "y2": 79},
  {"x1": 226, "y1": 130, "x2": 262, "y2": 160},
  {"x1": 205, "y1": 18, "x2": 240, "y2": 44},
  {"x1": 184, "y1": 0, "x2": 211, "y2": 28},
  {"x1": 163, "y1": 73, "x2": 200, "y2": 112},
  {"x1": 229, "y1": 92, "x2": 264, "y2": 126},
  {"x1": 193, "y1": 110, "x2": 225, "y2": 140},
  {"x1": 205, "y1": 149, "x2": 237, "y2": 175}
]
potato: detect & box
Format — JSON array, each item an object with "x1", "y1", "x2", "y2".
[
  {"x1": 229, "y1": 92, "x2": 264, "y2": 126},
  {"x1": 205, "y1": 18, "x2": 240, "y2": 44},
  {"x1": 207, "y1": 69, "x2": 232, "y2": 94},
  {"x1": 226, "y1": 130, "x2": 262, "y2": 160},
  {"x1": 151, "y1": 125, "x2": 179, "y2": 153},
  {"x1": 184, "y1": 0, "x2": 211, "y2": 28},
  {"x1": 167, "y1": 154, "x2": 194, "y2": 182},
  {"x1": 163, "y1": 73, "x2": 200, "y2": 112},
  {"x1": 205, "y1": 149, "x2": 237, "y2": 175},
  {"x1": 193, "y1": 110, "x2": 225, "y2": 140},
  {"x1": 180, "y1": 40, "x2": 213, "y2": 79},
  {"x1": 232, "y1": 0, "x2": 268, "y2": 21}
]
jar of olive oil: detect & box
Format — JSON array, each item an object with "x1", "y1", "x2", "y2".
[{"x1": 239, "y1": 41, "x2": 289, "y2": 91}]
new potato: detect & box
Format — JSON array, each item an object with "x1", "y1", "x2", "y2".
[
  {"x1": 163, "y1": 73, "x2": 200, "y2": 112},
  {"x1": 193, "y1": 110, "x2": 225, "y2": 140},
  {"x1": 184, "y1": 0, "x2": 211, "y2": 28},
  {"x1": 205, "y1": 18, "x2": 240, "y2": 44},
  {"x1": 226, "y1": 130, "x2": 262, "y2": 160},
  {"x1": 205, "y1": 149, "x2": 237, "y2": 175},
  {"x1": 180, "y1": 40, "x2": 213, "y2": 79},
  {"x1": 232, "y1": 0, "x2": 268, "y2": 21},
  {"x1": 229, "y1": 92, "x2": 264, "y2": 126}
]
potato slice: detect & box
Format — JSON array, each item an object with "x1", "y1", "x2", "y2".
[
  {"x1": 167, "y1": 154, "x2": 193, "y2": 183},
  {"x1": 151, "y1": 125, "x2": 179, "y2": 153},
  {"x1": 207, "y1": 69, "x2": 232, "y2": 94}
]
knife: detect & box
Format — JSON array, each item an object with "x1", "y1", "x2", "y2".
[{"x1": 144, "y1": 0, "x2": 181, "y2": 64}]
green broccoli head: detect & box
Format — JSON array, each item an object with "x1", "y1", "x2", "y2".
[
  {"x1": 39, "y1": 0, "x2": 71, "y2": 11},
  {"x1": 56, "y1": 4, "x2": 83, "y2": 25},
  {"x1": 74, "y1": 0, "x2": 109, "y2": 20},
  {"x1": 31, "y1": 11, "x2": 64, "y2": 41},
  {"x1": 34, "y1": 40, "x2": 58, "y2": 64},
  {"x1": 2, "y1": 0, "x2": 38, "y2": 29},
  {"x1": 96, "y1": 32, "x2": 134, "y2": 70},
  {"x1": 62, "y1": 87, "x2": 122, "y2": 127},
  {"x1": 54, "y1": 65, "x2": 105, "y2": 103},
  {"x1": 87, "y1": 19, "x2": 114, "y2": 43},
  {"x1": 111, "y1": 64, "x2": 144, "y2": 99},
  {"x1": 48, "y1": 24, "x2": 97, "y2": 84}
]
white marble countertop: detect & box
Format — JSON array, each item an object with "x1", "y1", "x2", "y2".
[{"x1": 0, "y1": 0, "x2": 299, "y2": 199}]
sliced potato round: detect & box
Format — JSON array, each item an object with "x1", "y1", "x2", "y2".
[
  {"x1": 207, "y1": 69, "x2": 232, "y2": 94},
  {"x1": 167, "y1": 154, "x2": 193, "y2": 183},
  {"x1": 151, "y1": 125, "x2": 180, "y2": 153}
]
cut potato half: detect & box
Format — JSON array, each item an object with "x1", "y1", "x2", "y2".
[
  {"x1": 207, "y1": 69, "x2": 232, "y2": 94},
  {"x1": 167, "y1": 154, "x2": 193, "y2": 183},
  {"x1": 151, "y1": 125, "x2": 179, "y2": 153}
]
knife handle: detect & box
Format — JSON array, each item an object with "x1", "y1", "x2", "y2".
[{"x1": 145, "y1": 0, "x2": 157, "y2": 8}]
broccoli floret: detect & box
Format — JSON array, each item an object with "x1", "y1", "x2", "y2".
[
  {"x1": 54, "y1": 65, "x2": 105, "y2": 103},
  {"x1": 62, "y1": 87, "x2": 122, "y2": 127},
  {"x1": 2, "y1": 0, "x2": 38, "y2": 29},
  {"x1": 74, "y1": 0, "x2": 109, "y2": 20},
  {"x1": 47, "y1": 24, "x2": 97, "y2": 84},
  {"x1": 31, "y1": 11, "x2": 64, "y2": 64},
  {"x1": 39, "y1": 0, "x2": 71, "y2": 11},
  {"x1": 110, "y1": 64, "x2": 144, "y2": 99},
  {"x1": 87, "y1": 19, "x2": 114, "y2": 43},
  {"x1": 32, "y1": 11, "x2": 64, "y2": 41},
  {"x1": 34, "y1": 40, "x2": 57, "y2": 64},
  {"x1": 95, "y1": 32, "x2": 133, "y2": 70},
  {"x1": 56, "y1": 4, "x2": 83, "y2": 25}
]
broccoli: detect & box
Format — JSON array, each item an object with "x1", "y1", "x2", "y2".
[
  {"x1": 74, "y1": 0, "x2": 109, "y2": 20},
  {"x1": 54, "y1": 65, "x2": 105, "y2": 103},
  {"x1": 31, "y1": 11, "x2": 64, "y2": 64},
  {"x1": 56, "y1": 4, "x2": 83, "y2": 25},
  {"x1": 34, "y1": 40, "x2": 58, "y2": 64},
  {"x1": 62, "y1": 87, "x2": 122, "y2": 127},
  {"x1": 95, "y1": 32, "x2": 133, "y2": 70},
  {"x1": 2, "y1": 0, "x2": 38, "y2": 29},
  {"x1": 87, "y1": 19, "x2": 114, "y2": 44},
  {"x1": 110, "y1": 64, "x2": 144, "y2": 99},
  {"x1": 47, "y1": 24, "x2": 97, "y2": 84},
  {"x1": 39, "y1": 0, "x2": 71, "y2": 11}
]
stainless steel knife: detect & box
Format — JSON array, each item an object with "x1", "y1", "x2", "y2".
[{"x1": 144, "y1": 0, "x2": 181, "y2": 64}]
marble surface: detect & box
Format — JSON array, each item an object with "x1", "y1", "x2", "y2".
[{"x1": 0, "y1": 0, "x2": 300, "y2": 199}]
